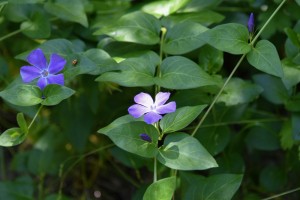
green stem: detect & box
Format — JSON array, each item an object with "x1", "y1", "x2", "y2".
[
  {"x1": 155, "y1": 27, "x2": 167, "y2": 95},
  {"x1": 261, "y1": 187, "x2": 300, "y2": 200},
  {"x1": 0, "y1": 29, "x2": 24, "y2": 42},
  {"x1": 191, "y1": 0, "x2": 287, "y2": 137},
  {"x1": 27, "y1": 105, "x2": 43, "y2": 132}
]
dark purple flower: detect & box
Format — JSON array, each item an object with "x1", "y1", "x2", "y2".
[
  {"x1": 20, "y1": 48, "x2": 66, "y2": 90},
  {"x1": 128, "y1": 92, "x2": 176, "y2": 124},
  {"x1": 139, "y1": 133, "x2": 152, "y2": 143},
  {"x1": 248, "y1": 13, "x2": 254, "y2": 33}
]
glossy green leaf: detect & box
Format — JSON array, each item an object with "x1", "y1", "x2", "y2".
[
  {"x1": 17, "y1": 113, "x2": 28, "y2": 134},
  {"x1": 42, "y1": 85, "x2": 75, "y2": 106},
  {"x1": 253, "y1": 74, "x2": 290, "y2": 104},
  {"x1": 160, "y1": 105, "x2": 207, "y2": 134},
  {"x1": 162, "y1": 10, "x2": 224, "y2": 27},
  {"x1": 44, "y1": 0, "x2": 88, "y2": 27},
  {"x1": 198, "y1": 45, "x2": 223, "y2": 74},
  {"x1": 247, "y1": 40, "x2": 283, "y2": 77},
  {"x1": 142, "y1": 0, "x2": 190, "y2": 17},
  {"x1": 217, "y1": 78, "x2": 263, "y2": 106},
  {"x1": 201, "y1": 23, "x2": 251, "y2": 54},
  {"x1": 95, "y1": 11, "x2": 161, "y2": 45},
  {"x1": 99, "y1": 115, "x2": 142, "y2": 134},
  {"x1": 0, "y1": 128, "x2": 26, "y2": 147},
  {"x1": 21, "y1": 12, "x2": 50, "y2": 38},
  {"x1": 0, "y1": 84, "x2": 42, "y2": 106},
  {"x1": 155, "y1": 56, "x2": 219, "y2": 89},
  {"x1": 163, "y1": 22, "x2": 208, "y2": 54},
  {"x1": 96, "y1": 51, "x2": 158, "y2": 87},
  {"x1": 143, "y1": 177, "x2": 176, "y2": 200},
  {"x1": 181, "y1": 172, "x2": 243, "y2": 200},
  {"x1": 98, "y1": 121, "x2": 159, "y2": 158},
  {"x1": 157, "y1": 133, "x2": 218, "y2": 170}
]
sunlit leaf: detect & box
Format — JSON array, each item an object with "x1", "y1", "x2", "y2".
[
  {"x1": 143, "y1": 177, "x2": 176, "y2": 200},
  {"x1": 0, "y1": 128, "x2": 26, "y2": 147}
]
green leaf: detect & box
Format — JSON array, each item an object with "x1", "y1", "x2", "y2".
[
  {"x1": 96, "y1": 51, "x2": 158, "y2": 87},
  {"x1": 163, "y1": 22, "x2": 208, "y2": 54},
  {"x1": 143, "y1": 177, "x2": 176, "y2": 200},
  {"x1": 217, "y1": 78, "x2": 263, "y2": 106},
  {"x1": 155, "y1": 56, "x2": 219, "y2": 89},
  {"x1": 42, "y1": 85, "x2": 75, "y2": 106},
  {"x1": 17, "y1": 113, "x2": 28, "y2": 134},
  {"x1": 0, "y1": 128, "x2": 26, "y2": 147},
  {"x1": 98, "y1": 121, "x2": 159, "y2": 158},
  {"x1": 279, "y1": 121, "x2": 295, "y2": 150},
  {"x1": 201, "y1": 23, "x2": 251, "y2": 55},
  {"x1": 282, "y1": 62, "x2": 300, "y2": 89},
  {"x1": 160, "y1": 105, "x2": 207, "y2": 133},
  {"x1": 259, "y1": 165, "x2": 287, "y2": 192},
  {"x1": 285, "y1": 93, "x2": 300, "y2": 112},
  {"x1": 181, "y1": 172, "x2": 243, "y2": 200},
  {"x1": 21, "y1": 12, "x2": 50, "y2": 38},
  {"x1": 0, "y1": 84, "x2": 42, "y2": 106},
  {"x1": 247, "y1": 40, "x2": 283, "y2": 77},
  {"x1": 284, "y1": 27, "x2": 300, "y2": 48},
  {"x1": 157, "y1": 133, "x2": 218, "y2": 170},
  {"x1": 292, "y1": 114, "x2": 300, "y2": 141},
  {"x1": 95, "y1": 11, "x2": 161, "y2": 45},
  {"x1": 253, "y1": 74, "x2": 290, "y2": 104},
  {"x1": 44, "y1": 0, "x2": 88, "y2": 27},
  {"x1": 142, "y1": 0, "x2": 190, "y2": 17},
  {"x1": 198, "y1": 45, "x2": 223, "y2": 74}
]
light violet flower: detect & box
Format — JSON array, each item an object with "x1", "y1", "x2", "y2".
[
  {"x1": 20, "y1": 48, "x2": 66, "y2": 90},
  {"x1": 139, "y1": 133, "x2": 152, "y2": 143},
  {"x1": 128, "y1": 92, "x2": 176, "y2": 124},
  {"x1": 248, "y1": 13, "x2": 254, "y2": 33}
]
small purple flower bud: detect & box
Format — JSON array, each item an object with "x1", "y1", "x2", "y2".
[
  {"x1": 248, "y1": 13, "x2": 254, "y2": 33},
  {"x1": 139, "y1": 133, "x2": 152, "y2": 143}
]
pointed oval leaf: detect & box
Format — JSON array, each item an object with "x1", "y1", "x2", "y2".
[
  {"x1": 98, "y1": 121, "x2": 159, "y2": 158},
  {"x1": 0, "y1": 128, "x2": 26, "y2": 147},
  {"x1": 21, "y1": 12, "x2": 50, "y2": 38},
  {"x1": 201, "y1": 23, "x2": 251, "y2": 55},
  {"x1": 0, "y1": 84, "x2": 42, "y2": 106},
  {"x1": 143, "y1": 177, "x2": 176, "y2": 200},
  {"x1": 160, "y1": 105, "x2": 207, "y2": 134},
  {"x1": 95, "y1": 11, "x2": 161, "y2": 45},
  {"x1": 142, "y1": 0, "x2": 190, "y2": 17},
  {"x1": 44, "y1": 0, "x2": 88, "y2": 27},
  {"x1": 157, "y1": 133, "x2": 218, "y2": 170},
  {"x1": 155, "y1": 56, "x2": 219, "y2": 89},
  {"x1": 42, "y1": 85, "x2": 75, "y2": 106},
  {"x1": 17, "y1": 113, "x2": 28, "y2": 134},
  {"x1": 247, "y1": 40, "x2": 283, "y2": 77},
  {"x1": 163, "y1": 22, "x2": 208, "y2": 54}
]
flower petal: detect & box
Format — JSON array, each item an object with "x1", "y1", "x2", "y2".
[
  {"x1": 155, "y1": 92, "x2": 170, "y2": 106},
  {"x1": 27, "y1": 48, "x2": 47, "y2": 70},
  {"x1": 156, "y1": 101, "x2": 176, "y2": 114},
  {"x1": 47, "y1": 74, "x2": 64, "y2": 86},
  {"x1": 134, "y1": 92, "x2": 153, "y2": 107},
  {"x1": 37, "y1": 77, "x2": 48, "y2": 90},
  {"x1": 128, "y1": 104, "x2": 150, "y2": 118},
  {"x1": 48, "y1": 54, "x2": 66, "y2": 74},
  {"x1": 144, "y1": 112, "x2": 162, "y2": 124},
  {"x1": 20, "y1": 66, "x2": 41, "y2": 83}
]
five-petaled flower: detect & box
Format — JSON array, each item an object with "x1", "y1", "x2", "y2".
[
  {"x1": 128, "y1": 92, "x2": 176, "y2": 124},
  {"x1": 248, "y1": 13, "x2": 254, "y2": 33},
  {"x1": 20, "y1": 48, "x2": 66, "y2": 90}
]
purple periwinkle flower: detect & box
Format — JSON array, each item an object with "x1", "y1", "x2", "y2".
[
  {"x1": 248, "y1": 13, "x2": 254, "y2": 33},
  {"x1": 20, "y1": 48, "x2": 66, "y2": 90},
  {"x1": 128, "y1": 92, "x2": 176, "y2": 124},
  {"x1": 139, "y1": 133, "x2": 152, "y2": 143}
]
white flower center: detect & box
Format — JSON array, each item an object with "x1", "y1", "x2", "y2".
[{"x1": 41, "y1": 70, "x2": 49, "y2": 77}]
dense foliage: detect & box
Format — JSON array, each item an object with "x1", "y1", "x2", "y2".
[{"x1": 1, "y1": 0, "x2": 300, "y2": 199}]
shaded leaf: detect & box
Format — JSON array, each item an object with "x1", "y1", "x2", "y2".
[
  {"x1": 198, "y1": 45, "x2": 223, "y2": 74},
  {"x1": 157, "y1": 133, "x2": 218, "y2": 170},
  {"x1": 247, "y1": 40, "x2": 283, "y2": 77},
  {"x1": 42, "y1": 85, "x2": 75, "y2": 106},
  {"x1": 201, "y1": 23, "x2": 250, "y2": 54},
  {"x1": 21, "y1": 11, "x2": 50, "y2": 38},
  {"x1": 0, "y1": 128, "x2": 26, "y2": 147},
  {"x1": 143, "y1": 177, "x2": 176, "y2": 200},
  {"x1": 160, "y1": 105, "x2": 207, "y2": 133}
]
